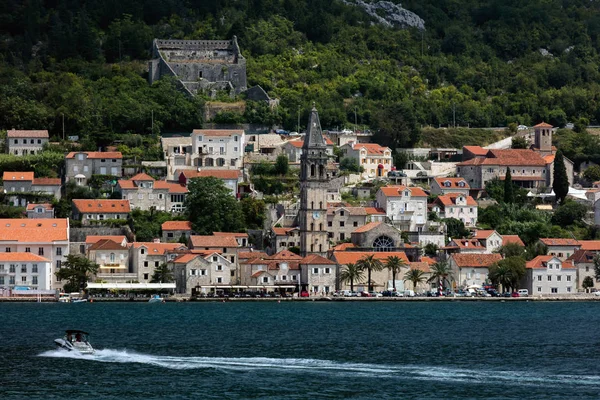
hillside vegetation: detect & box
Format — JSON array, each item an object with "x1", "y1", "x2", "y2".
[{"x1": 2, "y1": 0, "x2": 600, "y2": 150}]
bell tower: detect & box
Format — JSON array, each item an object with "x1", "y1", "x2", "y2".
[
  {"x1": 533, "y1": 122, "x2": 553, "y2": 155},
  {"x1": 299, "y1": 105, "x2": 329, "y2": 257}
]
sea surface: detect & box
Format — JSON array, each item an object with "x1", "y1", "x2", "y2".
[{"x1": 1, "y1": 301, "x2": 600, "y2": 399}]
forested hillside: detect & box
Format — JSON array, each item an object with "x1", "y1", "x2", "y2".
[{"x1": 2, "y1": 0, "x2": 600, "y2": 148}]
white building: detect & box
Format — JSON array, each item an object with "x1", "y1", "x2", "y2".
[
  {"x1": 431, "y1": 193, "x2": 478, "y2": 227},
  {"x1": 430, "y1": 177, "x2": 470, "y2": 196},
  {"x1": 117, "y1": 173, "x2": 188, "y2": 212},
  {"x1": 72, "y1": 199, "x2": 131, "y2": 224},
  {"x1": 0, "y1": 253, "x2": 52, "y2": 290},
  {"x1": 522, "y1": 256, "x2": 576, "y2": 295},
  {"x1": 375, "y1": 185, "x2": 428, "y2": 231},
  {"x1": 191, "y1": 129, "x2": 245, "y2": 168},
  {"x1": 6, "y1": 130, "x2": 49, "y2": 155},
  {"x1": 65, "y1": 151, "x2": 123, "y2": 185},
  {"x1": 340, "y1": 142, "x2": 393, "y2": 179},
  {"x1": 538, "y1": 238, "x2": 582, "y2": 261}
]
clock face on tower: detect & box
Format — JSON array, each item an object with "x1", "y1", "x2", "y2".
[{"x1": 312, "y1": 211, "x2": 320, "y2": 219}]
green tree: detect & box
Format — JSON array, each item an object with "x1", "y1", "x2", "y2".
[
  {"x1": 151, "y1": 263, "x2": 173, "y2": 283},
  {"x1": 404, "y1": 268, "x2": 426, "y2": 292},
  {"x1": 553, "y1": 150, "x2": 569, "y2": 204},
  {"x1": 583, "y1": 276, "x2": 595, "y2": 292},
  {"x1": 356, "y1": 254, "x2": 384, "y2": 292},
  {"x1": 241, "y1": 196, "x2": 266, "y2": 230},
  {"x1": 551, "y1": 201, "x2": 588, "y2": 226},
  {"x1": 503, "y1": 167, "x2": 514, "y2": 203},
  {"x1": 583, "y1": 165, "x2": 600, "y2": 182},
  {"x1": 427, "y1": 261, "x2": 454, "y2": 293},
  {"x1": 55, "y1": 254, "x2": 99, "y2": 293},
  {"x1": 511, "y1": 136, "x2": 528, "y2": 149},
  {"x1": 385, "y1": 255, "x2": 407, "y2": 291},
  {"x1": 488, "y1": 256, "x2": 526, "y2": 292},
  {"x1": 423, "y1": 243, "x2": 439, "y2": 257},
  {"x1": 496, "y1": 242, "x2": 526, "y2": 258},
  {"x1": 339, "y1": 263, "x2": 364, "y2": 292},
  {"x1": 339, "y1": 157, "x2": 364, "y2": 173},
  {"x1": 444, "y1": 218, "x2": 469, "y2": 239},
  {"x1": 273, "y1": 154, "x2": 289, "y2": 176},
  {"x1": 185, "y1": 177, "x2": 245, "y2": 235},
  {"x1": 594, "y1": 254, "x2": 600, "y2": 282}
]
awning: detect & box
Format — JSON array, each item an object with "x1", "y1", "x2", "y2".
[
  {"x1": 86, "y1": 283, "x2": 176, "y2": 290},
  {"x1": 99, "y1": 265, "x2": 128, "y2": 269}
]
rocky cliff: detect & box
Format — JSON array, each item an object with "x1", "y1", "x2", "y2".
[{"x1": 343, "y1": 0, "x2": 425, "y2": 30}]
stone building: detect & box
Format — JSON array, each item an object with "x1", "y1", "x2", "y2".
[
  {"x1": 88, "y1": 239, "x2": 132, "y2": 284},
  {"x1": 538, "y1": 238, "x2": 581, "y2": 261},
  {"x1": 327, "y1": 206, "x2": 368, "y2": 243},
  {"x1": 176, "y1": 169, "x2": 243, "y2": 196},
  {"x1": 300, "y1": 254, "x2": 337, "y2": 295},
  {"x1": 430, "y1": 177, "x2": 470, "y2": 196},
  {"x1": 3, "y1": 172, "x2": 61, "y2": 206},
  {"x1": 375, "y1": 185, "x2": 428, "y2": 232},
  {"x1": 65, "y1": 151, "x2": 123, "y2": 185},
  {"x1": 148, "y1": 38, "x2": 247, "y2": 96},
  {"x1": 431, "y1": 193, "x2": 478, "y2": 227},
  {"x1": 130, "y1": 242, "x2": 187, "y2": 283},
  {"x1": 72, "y1": 199, "x2": 131, "y2": 225},
  {"x1": 26, "y1": 203, "x2": 54, "y2": 219},
  {"x1": 117, "y1": 173, "x2": 188, "y2": 212},
  {"x1": 521, "y1": 255, "x2": 576, "y2": 295},
  {"x1": 567, "y1": 250, "x2": 599, "y2": 292},
  {"x1": 449, "y1": 253, "x2": 503, "y2": 289},
  {"x1": 298, "y1": 106, "x2": 330, "y2": 257},
  {"x1": 339, "y1": 142, "x2": 393, "y2": 179},
  {"x1": 270, "y1": 227, "x2": 300, "y2": 254},
  {"x1": 161, "y1": 221, "x2": 193, "y2": 243},
  {"x1": 282, "y1": 137, "x2": 334, "y2": 163},
  {"x1": 191, "y1": 129, "x2": 245, "y2": 169},
  {"x1": 6, "y1": 130, "x2": 49, "y2": 155},
  {"x1": 188, "y1": 235, "x2": 243, "y2": 267},
  {"x1": 170, "y1": 252, "x2": 235, "y2": 295}
]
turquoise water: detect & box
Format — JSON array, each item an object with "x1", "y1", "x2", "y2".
[{"x1": 1, "y1": 301, "x2": 600, "y2": 399}]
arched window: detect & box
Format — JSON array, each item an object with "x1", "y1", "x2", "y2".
[
  {"x1": 319, "y1": 223, "x2": 323, "y2": 231},
  {"x1": 310, "y1": 164, "x2": 316, "y2": 177},
  {"x1": 319, "y1": 165, "x2": 324, "y2": 177},
  {"x1": 310, "y1": 223, "x2": 314, "y2": 231},
  {"x1": 372, "y1": 236, "x2": 394, "y2": 251},
  {"x1": 319, "y1": 201, "x2": 323, "y2": 209},
  {"x1": 311, "y1": 201, "x2": 314, "y2": 209}
]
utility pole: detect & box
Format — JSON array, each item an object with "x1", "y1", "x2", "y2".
[
  {"x1": 151, "y1": 110, "x2": 154, "y2": 134},
  {"x1": 452, "y1": 103, "x2": 456, "y2": 128},
  {"x1": 62, "y1": 113, "x2": 65, "y2": 141},
  {"x1": 421, "y1": 30, "x2": 424, "y2": 57},
  {"x1": 297, "y1": 106, "x2": 300, "y2": 133},
  {"x1": 354, "y1": 107, "x2": 358, "y2": 133}
]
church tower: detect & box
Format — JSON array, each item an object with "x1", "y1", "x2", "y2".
[
  {"x1": 299, "y1": 105, "x2": 330, "y2": 257},
  {"x1": 533, "y1": 122, "x2": 553, "y2": 155}
]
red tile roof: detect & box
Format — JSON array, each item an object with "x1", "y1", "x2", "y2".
[
  {"x1": 567, "y1": 250, "x2": 596, "y2": 264},
  {"x1": 533, "y1": 122, "x2": 553, "y2": 128},
  {"x1": 272, "y1": 227, "x2": 299, "y2": 235},
  {"x1": 32, "y1": 177, "x2": 61, "y2": 186},
  {"x1": 435, "y1": 193, "x2": 478, "y2": 207},
  {"x1": 379, "y1": 185, "x2": 428, "y2": 197},
  {"x1": 579, "y1": 241, "x2": 600, "y2": 251},
  {"x1": 539, "y1": 238, "x2": 581, "y2": 247},
  {"x1": 189, "y1": 235, "x2": 239, "y2": 248},
  {"x1": 0, "y1": 252, "x2": 50, "y2": 262},
  {"x1": 26, "y1": 203, "x2": 53, "y2": 211},
  {"x1": 327, "y1": 206, "x2": 367, "y2": 216},
  {"x1": 270, "y1": 249, "x2": 303, "y2": 260},
  {"x1": 420, "y1": 256, "x2": 437, "y2": 265},
  {"x1": 0, "y1": 219, "x2": 68, "y2": 243},
  {"x1": 352, "y1": 143, "x2": 390, "y2": 155},
  {"x1": 153, "y1": 181, "x2": 188, "y2": 193},
  {"x1": 332, "y1": 243, "x2": 356, "y2": 251},
  {"x1": 3, "y1": 172, "x2": 34, "y2": 181},
  {"x1": 86, "y1": 235, "x2": 127, "y2": 245},
  {"x1": 287, "y1": 137, "x2": 334, "y2": 148},
  {"x1": 172, "y1": 253, "x2": 200, "y2": 264},
  {"x1": 333, "y1": 251, "x2": 409, "y2": 265},
  {"x1": 132, "y1": 242, "x2": 186, "y2": 255},
  {"x1": 353, "y1": 221, "x2": 383, "y2": 233},
  {"x1": 457, "y1": 149, "x2": 547, "y2": 167},
  {"x1": 463, "y1": 146, "x2": 488, "y2": 156},
  {"x1": 88, "y1": 239, "x2": 126, "y2": 251},
  {"x1": 408, "y1": 262, "x2": 431, "y2": 273},
  {"x1": 472, "y1": 230, "x2": 497, "y2": 239},
  {"x1": 301, "y1": 254, "x2": 336, "y2": 265},
  {"x1": 66, "y1": 151, "x2": 122, "y2": 159},
  {"x1": 364, "y1": 207, "x2": 386, "y2": 215},
  {"x1": 502, "y1": 235, "x2": 525, "y2": 247},
  {"x1": 130, "y1": 173, "x2": 155, "y2": 181},
  {"x1": 238, "y1": 251, "x2": 268, "y2": 260},
  {"x1": 451, "y1": 253, "x2": 502, "y2": 268},
  {"x1": 213, "y1": 232, "x2": 248, "y2": 238},
  {"x1": 449, "y1": 238, "x2": 485, "y2": 249},
  {"x1": 192, "y1": 129, "x2": 244, "y2": 137},
  {"x1": 526, "y1": 255, "x2": 575, "y2": 269},
  {"x1": 72, "y1": 199, "x2": 130, "y2": 213},
  {"x1": 162, "y1": 221, "x2": 192, "y2": 231},
  {"x1": 434, "y1": 177, "x2": 470, "y2": 190},
  {"x1": 7, "y1": 130, "x2": 49, "y2": 138}
]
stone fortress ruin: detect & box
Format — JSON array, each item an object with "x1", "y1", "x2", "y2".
[{"x1": 148, "y1": 37, "x2": 247, "y2": 97}]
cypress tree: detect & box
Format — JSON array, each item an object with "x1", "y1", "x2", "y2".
[
  {"x1": 553, "y1": 150, "x2": 569, "y2": 204},
  {"x1": 503, "y1": 167, "x2": 514, "y2": 203}
]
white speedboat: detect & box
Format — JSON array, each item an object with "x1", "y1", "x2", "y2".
[
  {"x1": 54, "y1": 330, "x2": 95, "y2": 355},
  {"x1": 148, "y1": 295, "x2": 165, "y2": 303}
]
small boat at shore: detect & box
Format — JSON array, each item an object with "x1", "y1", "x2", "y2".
[
  {"x1": 148, "y1": 295, "x2": 165, "y2": 303},
  {"x1": 54, "y1": 330, "x2": 95, "y2": 355}
]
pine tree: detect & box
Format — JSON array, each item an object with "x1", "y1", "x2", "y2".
[
  {"x1": 553, "y1": 150, "x2": 569, "y2": 204},
  {"x1": 503, "y1": 167, "x2": 514, "y2": 203}
]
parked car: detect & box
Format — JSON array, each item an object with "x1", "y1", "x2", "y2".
[
  {"x1": 511, "y1": 292, "x2": 520, "y2": 298},
  {"x1": 300, "y1": 290, "x2": 310, "y2": 297},
  {"x1": 369, "y1": 291, "x2": 383, "y2": 298},
  {"x1": 517, "y1": 289, "x2": 529, "y2": 297},
  {"x1": 594, "y1": 291, "x2": 600, "y2": 297},
  {"x1": 360, "y1": 291, "x2": 372, "y2": 297}
]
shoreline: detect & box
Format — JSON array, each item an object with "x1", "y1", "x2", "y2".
[{"x1": 2, "y1": 296, "x2": 600, "y2": 302}]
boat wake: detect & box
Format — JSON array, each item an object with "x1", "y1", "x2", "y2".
[{"x1": 39, "y1": 349, "x2": 600, "y2": 387}]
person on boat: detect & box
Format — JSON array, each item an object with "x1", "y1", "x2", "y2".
[
  {"x1": 67, "y1": 333, "x2": 72, "y2": 342},
  {"x1": 75, "y1": 333, "x2": 82, "y2": 342}
]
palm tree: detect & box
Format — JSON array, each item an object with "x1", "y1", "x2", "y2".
[
  {"x1": 428, "y1": 260, "x2": 454, "y2": 293},
  {"x1": 488, "y1": 262, "x2": 511, "y2": 292},
  {"x1": 339, "y1": 263, "x2": 364, "y2": 292},
  {"x1": 357, "y1": 255, "x2": 384, "y2": 292},
  {"x1": 404, "y1": 268, "x2": 426, "y2": 291},
  {"x1": 385, "y1": 256, "x2": 407, "y2": 291}
]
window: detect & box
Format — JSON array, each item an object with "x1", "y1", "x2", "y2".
[
  {"x1": 56, "y1": 260, "x2": 61, "y2": 270},
  {"x1": 328, "y1": 221, "x2": 332, "y2": 227},
  {"x1": 200, "y1": 269, "x2": 207, "y2": 276},
  {"x1": 9, "y1": 264, "x2": 15, "y2": 273},
  {"x1": 144, "y1": 273, "x2": 149, "y2": 280},
  {"x1": 313, "y1": 268, "x2": 319, "y2": 274},
  {"x1": 262, "y1": 277, "x2": 268, "y2": 283},
  {"x1": 144, "y1": 261, "x2": 149, "y2": 267},
  {"x1": 21, "y1": 264, "x2": 27, "y2": 273},
  {"x1": 141, "y1": 249, "x2": 145, "y2": 254},
  {"x1": 190, "y1": 269, "x2": 197, "y2": 276},
  {"x1": 57, "y1": 247, "x2": 62, "y2": 256},
  {"x1": 9, "y1": 276, "x2": 15, "y2": 285},
  {"x1": 353, "y1": 221, "x2": 358, "y2": 227},
  {"x1": 325, "y1": 268, "x2": 331, "y2": 274},
  {"x1": 537, "y1": 287, "x2": 542, "y2": 292},
  {"x1": 21, "y1": 276, "x2": 27, "y2": 283},
  {"x1": 155, "y1": 261, "x2": 159, "y2": 267},
  {"x1": 339, "y1": 221, "x2": 345, "y2": 227},
  {"x1": 586, "y1": 266, "x2": 590, "y2": 272},
  {"x1": 138, "y1": 194, "x2": 144, "y2": 200},
  {"x1": 551, "y1": 287, "x2": 558, "y2": 293},
  {"x1": 567, "y1": 275, "x2": 572, "y2": 282},
  {"x1": 0, "y1": 264, "x2": 3, "y2": 272},
  {"x1": 32, "y1": 264, "x2": 38, "y2": 273},
  {"x1": 83, "y1": 166, "x2": 89, "y2": 172},
  {"x1": 216, "y1": 265, "x2": 223, "y2": 271},
  {"x1": 340, "y1": 233, "x2": 345, "y2": 240},
  {"x1": 230, "y1": 270, "x2": 235, "y2": 277},
  {"x1": 38, "y1": 248, "x2": 43, "y2": 256},
  {"x1": 5, "y1": 247, "x2": 10, "y2": 253},
  {"x1": 25, "y1": 247, "x2": 30, "y2": 253},
  {"x1": 557, "y1": 275, "x2": 562, "y2": 281},
  {"x1": 537, "y1": 275, "x2": 542, "y2": 281},
  {"x1": 216, "y1": 277, "x2": 223, "y2": 283},
  {"x1": 567, "y1": 287, "x2": 572, "y2": 293},
  {"x1": 547, "y1": 276, "x2": 552, "y2": 281},
  {"x1": 0, "y1": 277, "x2": 3, "y2": 285}
]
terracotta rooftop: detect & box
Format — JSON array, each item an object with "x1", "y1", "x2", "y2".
[
  {"x1": 379, "y1": 185, "x2": 428, "y2": 197},
  {"x1": 162, "y1": 221, "x2": 193, "y2": 231},
  {"x1": 88, "y1": 239, "x2": 126, "y2": 251},
  {"x1": 172, "y1": 253, "x2": 200, "y2": 264},
  {"x1": 526, "y1": 255, "x2": 575, "y2": 269},
  {"x1": 66, "y1": 151, "x2": 122, "y2": 159},
  {"x1": 327, "y1": 206, "x2": 367, "y2": 216},
  {"x1": 3, "y1": 172, "x2": 34, "y2": 181},
  {"x1": 130, "y1": 172, "x2": 155, "y2": 181},
  {"x1": 332, "y1": 243, "x2": 356, "y2": 251},
  {"x1": 287, "y1": 137, "x2": 334, "y2": 148},
  {"x1": 463, "y1": 146, "x2": 488, "y2": 156},
  {"x1": 7, "y1": 130, "x2": 49, "y2": 138},
  {"x1": 32, "y1": 178, "x2": 61, "y2": 186},
  {"x1": 72, "y1": 199, "x2": 130, "y2": 213},
  {"x1": 0, "y1": 219, "x2": 68, "y2": 243},
  {"x1": 457, "y1": 149, "x2": 547, "y2": 167},
  {"x1": 179, "y1": 169, "x2": 242, "y2": 180},
  {"x1": 26, "y1": 203, "x2": 53, "y2": 211},
  {"x1": 435, "y1": 193, "x2": 477, "y2": 207},
  {"x1": 420, "y1": 256, "x2": 437, "y2": 265},
  {"x1": 238, "y1": 251, "x2": 269, "y2": 260},
  {"x1": 0, "y1": 252, "x2": 50, "y2": 262},
  {"x1": 539, "y1": 238, "x2": 581, "y2": 247},
  {"x1": 434, "y1": 177, "x2": 470, "y2": 190},
  {"x1": 333, "y1": 251, "x2": 409, "y2": 265},
  {"x1": 353, "y1": 221, "x2": 383, "y2": 233},
  {"x1": 502, "y1": 235, "x2": 525, "y2": 247},
  {"x1": 86, "y1": 235, "x2": 127, "y2": 245},
  {"x1": 449, "y1": 238, "x2": 485, "y2": 249},
  {"x1": 451, "y1": 253, "x2": 502, "y2": 268},
  {"x1": 352, "y1": 143, "x2": 390, "y2": 155},
  {"x1": 300, "y1": 254, "x2": 336, "y2": 265},
  {"x1": 472, "y1": 230, "x2": 496, "y2": 239},
  {"x1": 132, "y1": 242, "x2": 186, "y2": 255},
  {"x1": 272, "y1": 227, "x2": 299, "y2": 236},
  {"x1": 533, "y1": 122, "x2": 553, "y2": 128},
  {"x1": 189, "y1": 235, "x2": 239, "y2": 248},
  {"x1": 567, "y1": 250, "x2": 597, "y2": 264},
  {"x1": 579, "y1": 240, "x2": 600, "y2": 251},
  {"x1": 408, "y1": 262, "x2": 431, "y2": 273},
  {"x1": 364, "y1": 207, "x2": 386, "y2": 215},
  {"x1": 213, "y1": 232, "x2": 248, "y2": 238},
  {"x1": 153, "y1": 181, "x2": 188, "y2": 193}
]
